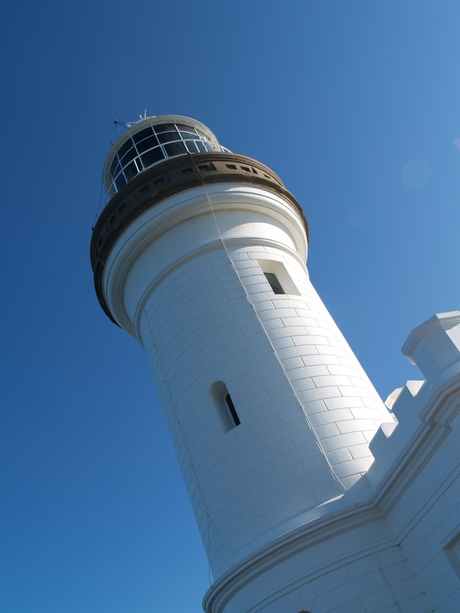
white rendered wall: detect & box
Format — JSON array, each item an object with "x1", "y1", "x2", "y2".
[
  {"x1": 103, "y1": 183, "x2": 392, "y2": 578},
  {"x1": 204, "y1": 317, "x2": 460, "y2": 613},
  {"x1": 366, "y1": 312, "x2": 460, "y2": 613},
  {"x1": 212, "y1": 537, "x2": 432, "y2": 613}
]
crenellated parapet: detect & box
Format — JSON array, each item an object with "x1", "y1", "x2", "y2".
[
  {"x1": 359, "y1": 312, "x2": 460, "y2": 611},
  {"x1": 368, "y1": 311, "x2": 460, "y2": 512}
]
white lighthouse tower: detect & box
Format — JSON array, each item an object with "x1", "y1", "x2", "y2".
[{"x1": 91, "y1": 116, "x2": 458, "y2": 612}]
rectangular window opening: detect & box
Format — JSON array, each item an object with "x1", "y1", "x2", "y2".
[{"x1": 258, "y1": 259, "x2": 301, "y2": 296}]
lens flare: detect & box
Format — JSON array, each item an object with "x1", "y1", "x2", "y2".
[{"x1": 401, "y1": 159, "x2": 431, "y2": 189}]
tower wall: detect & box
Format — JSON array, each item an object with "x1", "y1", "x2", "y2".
[
  {"x1": 101, "y1": 181, "x2": 391, "y2": 577},
  {"x1": 92, "y1": 118, "x2": 460, "y2": 612}
]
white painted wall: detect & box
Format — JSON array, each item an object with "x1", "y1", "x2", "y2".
[
  {"x1": 101, "y1": 174, "x2": 460, "y2": 611},
  {"x1": 103, "y1": 183, "x2": 392, "y2": 579}
]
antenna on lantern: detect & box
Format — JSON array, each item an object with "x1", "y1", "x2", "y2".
[{"x1": 110, "y1": 110, "x2": 121, "y2": 135}]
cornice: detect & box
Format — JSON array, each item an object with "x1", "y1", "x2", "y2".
[
  {"x1": 402, "y1": 311, "x2": 460, "y2": 362},
  {"x1": 91, "y1": 152, "x2": 307, "y2": 325},
  {"x1": 203, "y1": 491, "x2": 383, "y2": 613}
]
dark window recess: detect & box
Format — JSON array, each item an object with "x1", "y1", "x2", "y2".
[
  {"x1": 198, "y1": 162, "x2": 216, "y2": 172},
  {"x1": 210, "y1": 381, "x2": 240, "y2": 432},
  {"x1": 264, "y1": 272, "x2": 285, "y2": 294},
  {"x1": 225, "y1": 393, "x2": 240, "y2": 427}
]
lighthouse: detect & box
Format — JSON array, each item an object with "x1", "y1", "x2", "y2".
[{"x1": 91, "y1": 116, "x2": 456, "y2": 612}]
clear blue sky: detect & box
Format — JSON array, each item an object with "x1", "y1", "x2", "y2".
[{"x1": 1, "y1": 2, "x2": 459, "y2": 612}]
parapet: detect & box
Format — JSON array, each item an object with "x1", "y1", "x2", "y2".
[
  {"x1": 368, "y1": 311, "x2": 460, "y2": 492},
  {"x1": 402, "y1": 311, "x2": 460, "y2": 380}
]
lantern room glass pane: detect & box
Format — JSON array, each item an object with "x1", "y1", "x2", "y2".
[
  {"x1": 111, "y1": 158, "x2": 121, "y2": 178},
  {"x1": 119, "y1": 146, "x2": 136, "y2": 166},
  {"x1": 185, "y1": 140, "x2": 198, "y2": 153},
  {"x1": 175, "y1": 123, "x2": 197, "y2": 133},
  {"x1": 136, "y1": 135, "x2": 159, "y2": 153},
  {"x1": 180, "y1": 131, "x2": 198, "y2": 140},
  {"x1": 132, "y1": 127, "x2": 154, "y2": 143},
  {"x1": 164, "y1": 141, "x2": 187, "y2": 157},
  {"x1": 117, "y1": 139, "x2": 133, "y2": 158},
  {"x1": 123, "y1": 161, "x2": 137, "y2": 181},
  {"x1": 115, "y1": 174, "x2": 126, "y2": 191},
  {"x1": 141, "y1": 147, "x2": 165, "y2": 168},
  {"x1": 153, "y1": 123, "x2": 176, "y2": 133},
  {"x1": 157, "y1": 130, "x2": 180, "y2": 144}
]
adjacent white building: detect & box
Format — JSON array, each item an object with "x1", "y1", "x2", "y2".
[{"x1": 91, "y1": 115, "x2": 460, "y2": 613}]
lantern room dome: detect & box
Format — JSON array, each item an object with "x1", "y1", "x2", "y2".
[{"x1": 102, "y1": 115, "x2": 229, "y2": 197}]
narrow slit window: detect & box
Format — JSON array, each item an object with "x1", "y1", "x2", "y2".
[
  {"x1": 264, "y1": 272, "x2": 285, "y2": 295},
  {"x1": 225, "y1": 393, "x2": 240, "y2": 426},
  {"x1": 210, "y1": 381, "x2": 240, "y2": 432}
]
